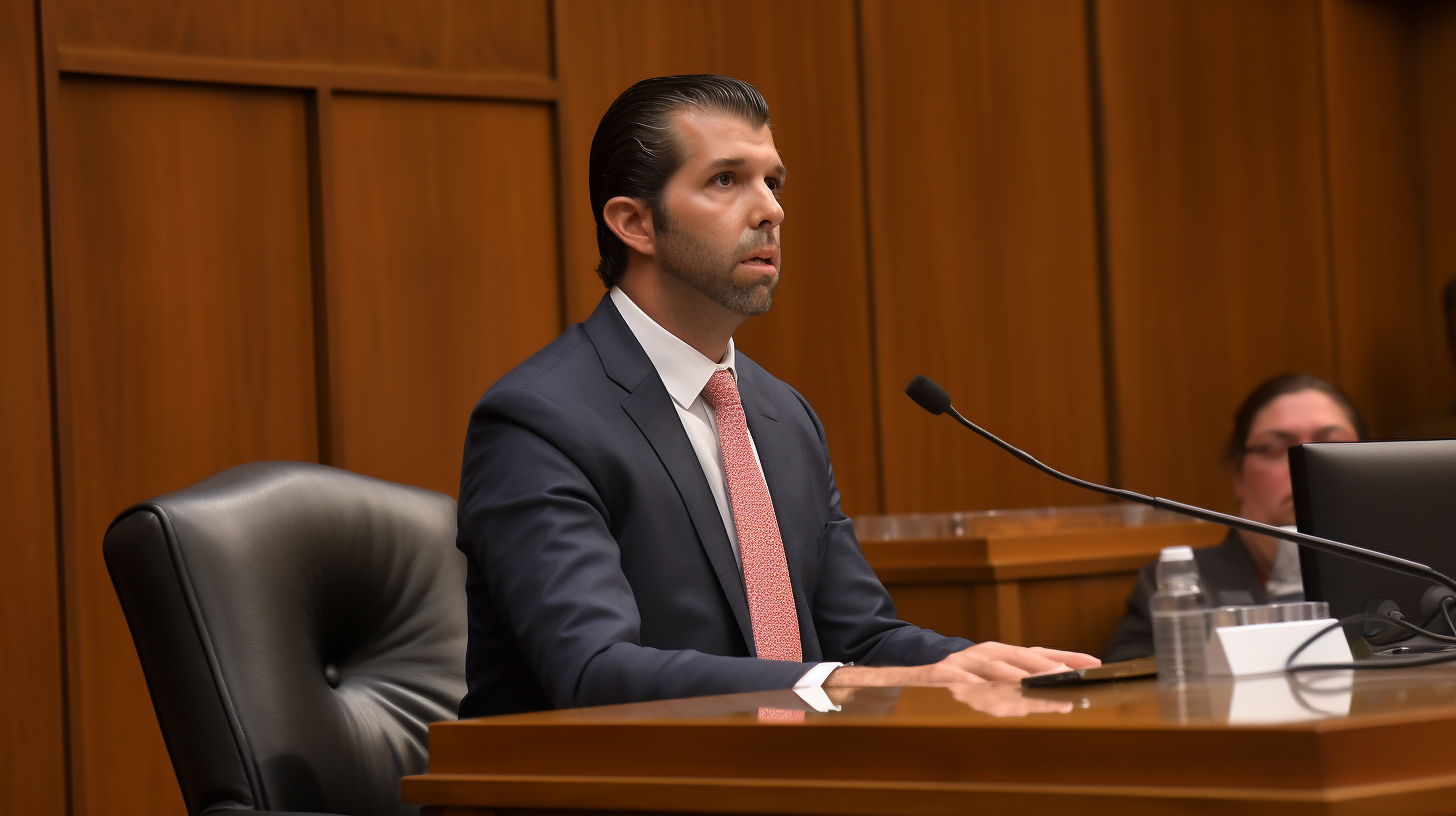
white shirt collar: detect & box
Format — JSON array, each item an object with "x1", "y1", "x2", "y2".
[{"x1": 610, "y1": 286, "x2": 735, "y2": 410}]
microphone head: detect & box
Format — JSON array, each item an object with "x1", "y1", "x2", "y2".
[{"x1": 906, "y1": 375, "x2": 952, "y2": 416}]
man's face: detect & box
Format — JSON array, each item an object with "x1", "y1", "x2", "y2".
[
  {"x1": 653, "y1": 109, "x2": 785, "y2": 317},
  {"x1": 1231, "y1": 389, "x2": 1359, "y2": 526}
]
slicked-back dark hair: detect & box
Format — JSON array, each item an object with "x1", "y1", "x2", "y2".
[
  {"x1": 588, "y1": 75, "x2": 771, "y2": 288},
  {"x1": 1221, "y1": 372, "x2": 1367, "y2": 469}
]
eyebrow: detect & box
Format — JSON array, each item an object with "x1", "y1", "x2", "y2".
[
  {"x1": 1253, "y1": 426, "x2": 1353, "y2": 442},
  {"x1": 705, "y1": 157, "x2": 788, "y2": 179}
]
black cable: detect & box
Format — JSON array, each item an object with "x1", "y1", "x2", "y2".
[
  {"x1": 1441, "y1": 597, "x2": 1456, "y2": 638},
  {"x1": 1284, "y1": 613, "x2": 1456, "y2": 673}
]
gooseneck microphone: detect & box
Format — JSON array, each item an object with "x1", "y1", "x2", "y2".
[{"x1": 905, "y1": 375, "x2": 1456, "y2": 596}]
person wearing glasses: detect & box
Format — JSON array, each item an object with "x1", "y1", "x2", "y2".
[{"x1": 1103, "y1": 373, "x2": 1366, "y2": 662}]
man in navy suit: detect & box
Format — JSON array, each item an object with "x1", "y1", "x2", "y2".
[{"x1": 457, "y1": 75, "x2": 1098, "y2": 718}]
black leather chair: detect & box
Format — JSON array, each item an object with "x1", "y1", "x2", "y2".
[{"x1": 104, "y1": 461, "x2": 466, "y2": 816}]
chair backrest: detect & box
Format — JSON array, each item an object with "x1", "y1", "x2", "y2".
[{"x1": 105, "y1": 461, "x2": 466, "y2": 816}]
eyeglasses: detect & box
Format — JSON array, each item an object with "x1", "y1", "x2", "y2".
[
  {"x1": 1242, "y1": 433, "x2": 1358, "y2": 463},
  {"x1": 1241, "y1": 441, "x2": 1301, "y2": 462}
]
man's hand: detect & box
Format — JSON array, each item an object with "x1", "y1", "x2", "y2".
[{"x1": 823, "y1": 642, "x2": 1100, "y2": 687}]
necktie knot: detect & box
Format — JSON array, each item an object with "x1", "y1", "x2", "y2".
[{"x1": 701, "y1": 369, "x2": 741, "y2": 410}]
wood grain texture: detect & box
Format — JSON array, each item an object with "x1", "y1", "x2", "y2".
[
  {"x1": 51, "y1": 77, "x2": 318, "y2": 816},
  {"x1": 56, "y1": 46, "x2": 559, "y2": 101},
  {"x1": 413, "y1": 771, "x2": 1456, "y2": 816},
  {"x1": 1017, "y1": 573, "x2": 1139, "y2": 655},
  {"x1": 1417, "y1": 2, "x2": 1456, "y2": 420},
  {"x1": 1097, "y1": 0, "x2": 1336, "y2": 511},
  {"x1": 53, "y1": 0, "x2": 551, "y2": 78},
  {"x1": 554, "y1": 0, "x2": 881, "y2": 515},
  {"x1": 410, "y1": 672, "x2": 1456, "y2": 814},
  {"x1": 328, "y1": 95, "x2": 561, "y2": 498},
  {"x1": 865, "y1": 521, "x2": 1222, "y2": 652},
  {"x1": 861, "y1": 0, "x2": 1107, "y2": 513},
  {"x1": 0, "y1": 2, "x2": 68, "y2": 813},
  {"x1": 1320, "y1": 0, "x2": 1430, "y2": 438}
]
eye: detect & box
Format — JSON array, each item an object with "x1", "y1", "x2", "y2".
[{"x1": 713, "y1": 173, "x2": 732, "y2": 187}]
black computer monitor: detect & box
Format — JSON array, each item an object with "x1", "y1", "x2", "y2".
[{"x1": 1292, "y1": 439, "x2": 1456, "y2": 646}]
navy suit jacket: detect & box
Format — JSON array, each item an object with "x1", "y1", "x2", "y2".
[{"x1": 457, "y1": 295, "x2": 970, "y2": 717}]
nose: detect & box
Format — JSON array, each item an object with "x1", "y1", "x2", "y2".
[{"x1": 750, "y1": 182, "x2": 784, "y2": 231}]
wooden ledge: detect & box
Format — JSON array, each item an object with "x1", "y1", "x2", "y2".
[{"x1": 57, "y1": 47, "x2": 559, "y2": 101}]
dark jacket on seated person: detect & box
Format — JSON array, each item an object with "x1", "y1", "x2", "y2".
[
  {"x1": 1103, "y1": 531, "x2": 1280, "y2": 663},
  {"x1": 456, "y1": 295, "x2": 970, "y2": 718}
]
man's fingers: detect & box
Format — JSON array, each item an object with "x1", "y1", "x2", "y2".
[
  {"x1": 943, "y1": 642, "x2": 1101, "y2": 683},
  {"x1": 978, "y1": 660, "x2": 1033, "y2": 683},
  {"x1": 951, "y1": 643, "x2": 1062, "y2": 676},
  {"x1": 1028, "y1": 646, "x2": 1101, "y2": 669},
  {"x1": 991, "y1": 650, "x2": 1071, "y2": 677}
]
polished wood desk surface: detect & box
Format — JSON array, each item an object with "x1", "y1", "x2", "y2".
[{"x1": 405, "y1": 667, "x2": 1456, "y2": 815}]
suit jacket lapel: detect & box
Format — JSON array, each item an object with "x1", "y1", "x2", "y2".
[{"x1": 582, "y1": 296, "x2": 756, "y2": 652}]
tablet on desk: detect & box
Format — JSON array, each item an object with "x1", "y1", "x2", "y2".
[{"x1": 1021, "y1": 656, "x2": 1157, "y2": 688}]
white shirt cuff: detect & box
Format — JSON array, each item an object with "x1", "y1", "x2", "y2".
[{"x1": 791, "y1": 662, "x2": 843, "y2": 713}]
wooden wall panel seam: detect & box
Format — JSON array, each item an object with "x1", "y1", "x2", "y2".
[
  {"x1": 1319, "y1": 0, "x2": 1432, "y2": 437},
  {"x1": 1414, "y1": 8, "x2": 1444, "y2": 411},
  {"x1": 550, "y1": 100, "x2": 569, "y2": 334},
  {"x1": 25, "y1": 0, "x2": 73, "y2": 812},
  {"x1": 1412, "y1": 13, "x2": 1438, "y2": 382},
  {"x1": 545, "y1": 0, "x2": 559, "y2": 81},
  {"x1": 1313, "y1": 0, "x2": 1344, "y2": 403},
  {"x1": 56, "y1": 47, "x2": 559, "y2": 102},
  {"x1": 549, "y1": 0, "x2": 569, "y2": 332},
  {"x1": 306, "y1": 87, "x2": 337, "y2": 466},
  {"x1": 1416, "y1": 4, "x2": 1456, "y2": 418},
  {"x1": 852, "y1": 0, "x2": 887, "y2": 515},
  {"x1": 35, "y1": 0, "x2": 80, "y2": 810},
  {"x1": 1085, "y1": 0, "x2": 1122, "y2": 490}
]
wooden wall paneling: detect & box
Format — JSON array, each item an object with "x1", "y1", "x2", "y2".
[
  {"x1": 1417, "y1": 2, "x2": 1456, "y2": 422},
  {"x1": 1097, "y1": 0, "x2": 1337, "y2": 512},
  {"x1": 554, "y1": 0, "x2": 881, "y2": 515},
  {"x1": 327, "y1": 95, "x2": 561, "y2": 499},
  {"x1": 861, "y1": 0, "x2": 1108, "y2": 513},
  {"x1": 51, "y1": 77, "x2": 319, "y2": 816},
  {"x1": 1016, "y1": 573, "x2": 1140, "y2": 656},
  {"x1": 0, "y1": 1, "x2": 69, "y2": 813},
  {"x1": 53, "y1": 0, "x2": 552, "y2": 78},
  {"x1": 1320, "y1": 0, "x2": 1430, "y2": 438}
]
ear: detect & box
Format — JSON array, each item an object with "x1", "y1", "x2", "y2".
[{"x1": 602, "y1": 196, "x2": 657, "y2": 258}]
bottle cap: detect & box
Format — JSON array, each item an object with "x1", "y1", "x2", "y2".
[{"x1": 1159, "y1": 545, "x2": 1195, "y2": 562}]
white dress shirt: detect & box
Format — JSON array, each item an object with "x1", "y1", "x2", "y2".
[{"x1": 610, "y1": 287, "x2": 840, "y2": 707}]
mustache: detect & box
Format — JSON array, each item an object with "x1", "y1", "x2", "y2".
[{"x1": 736, "y1": 231, "x2": 779, "y2": 258}]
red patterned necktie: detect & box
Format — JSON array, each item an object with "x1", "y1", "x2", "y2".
[{"x1": 701, "y1": 369, "x2": 802, "y2": 662}]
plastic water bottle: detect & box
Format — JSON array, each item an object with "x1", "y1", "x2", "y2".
[{"x1": 1151, "y1": 545, "x2": 1208, "y2": 684}]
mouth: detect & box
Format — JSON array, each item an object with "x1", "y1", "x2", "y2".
[{"x1": 739, "y1": 247, "x2": 779, "y2": 269}]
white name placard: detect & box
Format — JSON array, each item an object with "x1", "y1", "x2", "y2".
[{"x1": 1206, "y1": 618, "x2": 1352, "y2": 677}]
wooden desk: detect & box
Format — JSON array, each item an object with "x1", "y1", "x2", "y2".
[
  {"x1": 858, "y1": 505, "x2": 1225, "y2": 655},
  {"x1": 405, "y1": 669, "x2": 1456, "y2": 815}
]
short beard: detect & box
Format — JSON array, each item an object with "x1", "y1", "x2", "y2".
[{"x1": 654, "y1": 206, "x2": 779, "y2": 317}]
